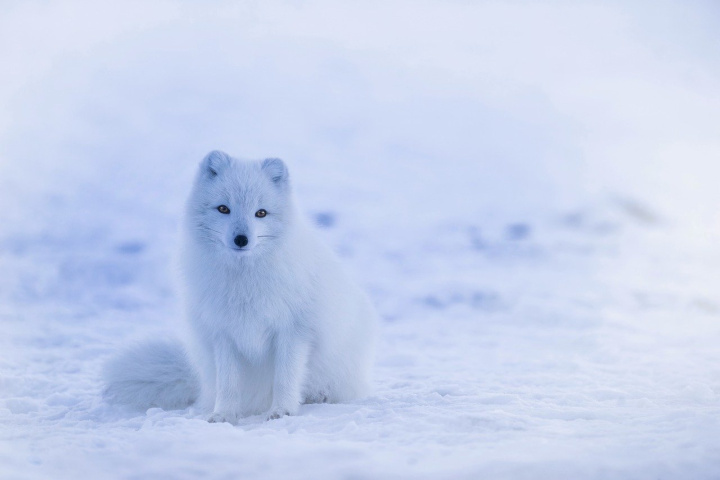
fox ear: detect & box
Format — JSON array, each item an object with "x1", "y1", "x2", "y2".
[
  {"x1": 201, "y1": 150, "x2": 231, "y2": 177},
  {"x1": 261, "y1": 158, "x2": 288, "y2": 185}
]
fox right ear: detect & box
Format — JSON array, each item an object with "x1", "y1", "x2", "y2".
[{"x1": 200, "y1": 150, "x2": 231, "y2": 177}]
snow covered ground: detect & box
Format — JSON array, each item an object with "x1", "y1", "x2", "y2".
[{"x1": 1, "y1": 1, "x2": 720, "y2": 478}]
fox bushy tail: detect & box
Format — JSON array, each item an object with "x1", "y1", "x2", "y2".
[{"x1": 103, "y1": 340, "x2": 200, "y2": 411}]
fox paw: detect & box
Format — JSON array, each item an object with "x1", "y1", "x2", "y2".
[
  {"x1": 207, "y1": 412, "x2": 238, "y2": 424},
  {"x1": 266, "y1": 408, "x2": 290, "y2": 421},
  {"x1": 304, "y1": 392, "x2": 329, "y2": 404}
]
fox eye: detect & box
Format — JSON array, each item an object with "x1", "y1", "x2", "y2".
[
  {"x1": 255, "y1": 209, "x2": 267, "y2": 218},
  {"x1": 217, "y1": 205, "x2": 230, "y2": 214}
]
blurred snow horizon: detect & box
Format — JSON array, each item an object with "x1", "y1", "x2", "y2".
[
  {"x1": 1, "y1": 1, "x2": 720, "y2": 479},
  {"x1": 1, "y1": 0, "x2": 719, "y2": 236}
]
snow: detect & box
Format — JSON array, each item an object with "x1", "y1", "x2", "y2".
[{"x1": 1, "y1": 0, "x2": 720, "y2": 478}]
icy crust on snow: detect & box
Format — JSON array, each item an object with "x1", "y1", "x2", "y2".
[{"x1": 2, "y1": 1, "x2": 720, "y2": 479}]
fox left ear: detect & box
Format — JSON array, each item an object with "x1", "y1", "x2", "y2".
[{"x1": 261, "y1": 158, "x2": 288, "y2": 186}]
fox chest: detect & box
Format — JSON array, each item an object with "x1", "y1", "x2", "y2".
[
  {"x1": 232, "y1": 305, "x2": 284, "y2": 358},
  {"x1": 201, "y1": 290, "x2": 296, "y2": 359},
  {"x1": 188, "y1": 264, "x2": 310, "y2": 358}
]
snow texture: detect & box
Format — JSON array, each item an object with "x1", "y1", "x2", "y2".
[{"x1": 1, "y1": 1, "x2": 720, "y2": 478}]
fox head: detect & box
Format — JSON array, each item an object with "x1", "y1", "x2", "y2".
[{"x1": 186, "y1": 151, "x2": 293, "y2": 256}]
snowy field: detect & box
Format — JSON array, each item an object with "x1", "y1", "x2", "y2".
[{"x1": 1, "y1": 1, "x2": 720, "y2": 478}]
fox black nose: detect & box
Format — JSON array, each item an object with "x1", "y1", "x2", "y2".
[{"x1": 234, "y1": 235, "x2": 248, "y2": 248}]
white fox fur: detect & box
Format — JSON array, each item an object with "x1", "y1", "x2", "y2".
[{"x1": 103, "y1": 151, "x2": 377, "y2": 422}]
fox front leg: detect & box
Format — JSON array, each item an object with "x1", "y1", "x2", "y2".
[
  {"x1": 208, "y1": 339, "x2": 242, "y2": 424},
  {"x1": 266, "y1": 336, "x2": 310, "y2": 420}
]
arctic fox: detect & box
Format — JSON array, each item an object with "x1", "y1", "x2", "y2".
[{"x1": 104, "y1": 151, "x2": 377, "y2": 422}]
